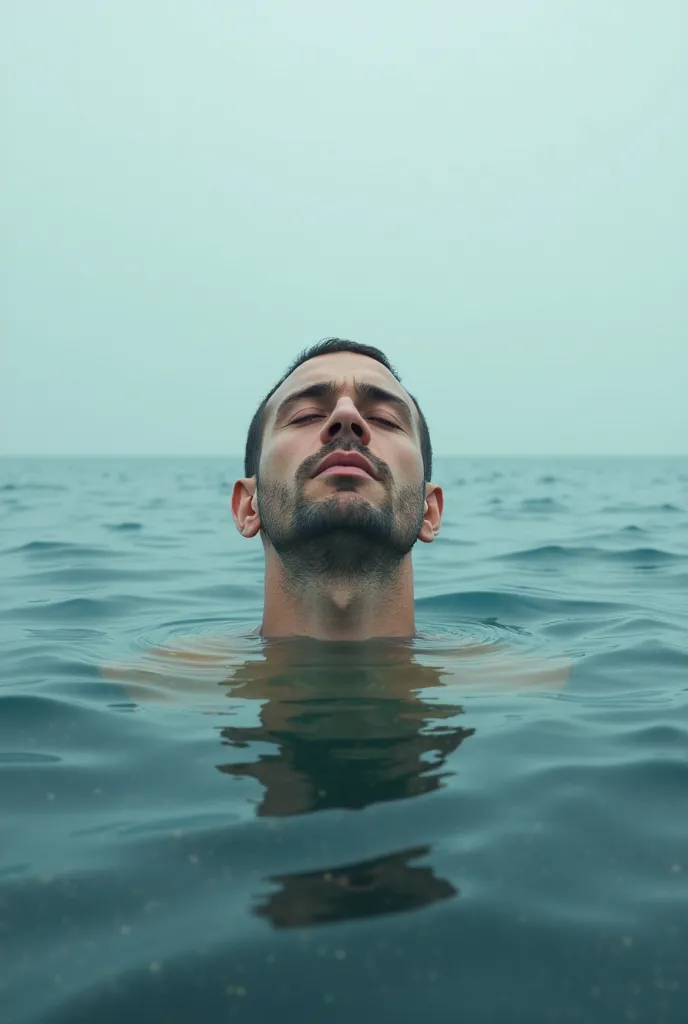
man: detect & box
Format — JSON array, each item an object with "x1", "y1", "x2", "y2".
[
  {"x1": 98, "y1": 341, "x2": 568, "y2": 940},
  {"x1": 232, "y1": 336, "x2": 442, "y2": 640},
  {"x1": 104, "y1": 337, "x2": 567, "y2": 702}
]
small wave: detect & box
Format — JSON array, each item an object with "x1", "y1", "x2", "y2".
[
  {"x1": 596, "y1": 614, "x2": 688, "y2": 638},
  {"x1": 26, "y1": 627, "x2": 105, "y2": 642},
  {"x1": 0, "y1": 751, "x2": 62, "y2": 765},
  {"x1": 118, "y1": 810, "x2": 242, "y2": 838},
  {"x1": 0, "y1": 482, "x2": 67, "y2": 493},
  {"x1": 133, "y1": 535, "x2": 182, "y2": 548},
  {"x1": 0, "y1": 693, "x2": 93, "y2": 728},
  {"x1": 104, "y1": 521, "x2": 143, "y2": 532},
  {"x1": 519, "y1": 498, "x2": 568, "y2": 512},
  {"x1": 498, "y1": 545, "x2": 685, "y2": 566},
  {"x1": 614, "y1": 722, "x2": 688, "y2": 755},
  {"x1": 1, "y1": 650, "x2": 100, "y2": 682},
  {"x1": 13, "y1": 565, "x2": 182, "y2": 586},
  {"x1": 582, "y1": 640, "x2": 688, "y2": 680},
  {"x1": 184, "y1": 583, "x2": 264, "y2": 603},
  {"x1": 416, "y1": 590, "x2": 625, "y2": 624},
  {"x1": 4, "y1": 594, "x2": 164, "y2": 623},
  {"x1": 610, "y1": 547, "x2": 685, "y2": 566},
  {"x1": 2, "y1": 540, "x2": 115, "y2": 561},
  {"x1": 601, "y1": 502, "x2": 683, "y2": 514},
  {"x1": 533, "y1": 753, "x2": 688, "y2": 800},
  {"x1": 474, "y1": 471, "x2": 504, "y2": 482}
]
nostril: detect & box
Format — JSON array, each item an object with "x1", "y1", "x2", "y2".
[{"x1": 327, "y1": 420, "x2": 365, "y2": 439}]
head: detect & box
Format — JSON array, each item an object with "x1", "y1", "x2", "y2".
[{"x1": 232, "y1": 338, "x2": 443, "y2": 580}]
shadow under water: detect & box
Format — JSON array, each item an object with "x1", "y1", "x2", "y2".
[{"x1": 213, "y1": 638, "x2": 472, "y2": 927}]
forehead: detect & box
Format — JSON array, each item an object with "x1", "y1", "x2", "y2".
[{"x1": 264, "y1": 351, "x2": 418, "y2": 426}]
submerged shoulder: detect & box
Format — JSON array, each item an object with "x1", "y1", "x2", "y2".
[
  {"x1": 101, "y1": 628, "x2": 570, "y2": 703},
  {"x1": 100, "y1": 631, "x2": 253, "y2": 701},
  {"x1": 426, "y1": 649, "x2": 570, "y2": 691}
]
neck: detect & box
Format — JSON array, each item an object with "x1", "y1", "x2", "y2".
[{"x1": 260, "y1": 551, "x2": 416, "y2": 640}]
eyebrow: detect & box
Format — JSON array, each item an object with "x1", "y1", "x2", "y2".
[{"x1": 274, "y1": 379, "x2": 414, "y2": 427}]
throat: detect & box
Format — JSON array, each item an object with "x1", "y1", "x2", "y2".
[{"x1": 262, "y1": 556, "x2": 416, "y2": 641}]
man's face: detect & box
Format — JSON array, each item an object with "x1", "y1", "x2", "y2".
[{"x1": 254, "y1": 351, "x2": 430, "y2": 576}]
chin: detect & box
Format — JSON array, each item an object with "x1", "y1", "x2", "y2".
[
  {"x1": 328, "y1": 490, "x2": 376, "y2": 506},
  {"x1": 328, "y1": 479, "x2": 375, "y2": 494}
]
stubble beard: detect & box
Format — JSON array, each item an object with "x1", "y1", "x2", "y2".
[{"x1": 256, "y1": 453, "x2": 426, "y2": 587}]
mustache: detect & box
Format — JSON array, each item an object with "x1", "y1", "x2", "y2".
[{"x1": 296, "y1": 441, "x2": 391, "y2": 486}]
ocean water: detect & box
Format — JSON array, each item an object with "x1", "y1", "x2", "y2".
[{"x1": 1, "y1": 455, "x2": 687, "y2": 1024}]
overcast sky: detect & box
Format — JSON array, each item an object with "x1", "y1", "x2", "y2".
[{"x1": 2, "y1": 0, "x2": 686, "y2": 457}]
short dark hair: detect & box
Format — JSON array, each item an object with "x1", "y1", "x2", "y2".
[{"x1": 243, "y1": 337, "x2": 433, "y2": 481}]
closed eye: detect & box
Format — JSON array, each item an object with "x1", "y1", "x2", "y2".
[
  {"x1": 291, "y1": 413, "x2": 401, "y2": 429},
  {"x1": 371, "y1": 417, "x2": 401, "y2": 429},
  {"x1": 291, "y1": 414, "x2": 323, "y2": 425}
]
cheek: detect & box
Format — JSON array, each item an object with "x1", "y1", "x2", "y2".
[
  {"x1": 261, "y1": 433, "x2": 309, "y2": 479},
  {"x1": 393, "y1": 440, "x2": 425, "y2": 483}
]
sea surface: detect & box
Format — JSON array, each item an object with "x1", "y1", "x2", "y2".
[{"x1": 1, "y1": 456, "x2": 687, "y2": 1024}]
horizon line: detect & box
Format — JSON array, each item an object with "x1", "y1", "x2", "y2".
[{"x1": 1, "y1": 452, "x2": 686, "y2": 460}]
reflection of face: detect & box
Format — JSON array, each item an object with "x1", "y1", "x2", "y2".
[
  {"x1": 218, "y1": 638, "x2": 475, "y2": 817},
  {"x1": 254, "y1": 845, "x2": 458, "y2": 929},
  {"x1": 217, "y1": 642, "x2": 468, "y2": 928},
  {"x1": 256, "y1": 352, "x2": 428, "y2": 577}
]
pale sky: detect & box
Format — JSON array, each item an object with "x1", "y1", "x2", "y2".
[{"x1": 2, "y1": 0, "x2": 686, "y2": 457}]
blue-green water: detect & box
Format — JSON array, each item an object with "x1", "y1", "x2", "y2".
[{"x1": 1, "y1": 456, "x2": 687, "y2": 1023}]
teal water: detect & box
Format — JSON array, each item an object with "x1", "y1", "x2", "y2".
[{"x1": 1, "y1": 456, "x2": 687, "y2": 1023}]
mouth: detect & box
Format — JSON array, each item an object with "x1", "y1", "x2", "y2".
[{"x1": 312, "y1": 451, "x2": 378, "y2": 480}]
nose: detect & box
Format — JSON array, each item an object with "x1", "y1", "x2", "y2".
[{"x1": 319, "y1": 397, "x2": 372, "y2": 447}]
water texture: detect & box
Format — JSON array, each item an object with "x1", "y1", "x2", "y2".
[{"x1": 1, "y1": 456, "x2": 687, "y2": 1024}]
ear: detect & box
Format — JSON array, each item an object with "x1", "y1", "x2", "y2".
[
  {"x1": 231, "y1": 477, "x2": 261, "y2": 538},
  {"x1": 418, "y1": 483, "x2": 443, "y2": 543}
]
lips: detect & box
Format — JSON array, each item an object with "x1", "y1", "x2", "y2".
[{"x1": 312, "y1": 451, "x2": 378, "y2": 480}]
